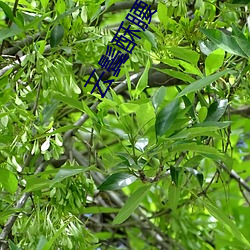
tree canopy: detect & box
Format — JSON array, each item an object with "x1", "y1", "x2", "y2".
[{"x1": 1, "y1": 0, "x2": 250, "y2": 249}]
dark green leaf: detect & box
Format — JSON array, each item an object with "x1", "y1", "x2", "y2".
[
  {"x1": 170, "y1": 166, "x2": 181, "y2": 186},
  {"x1": 232, "y1": 0, "x2": 250, "y2": 4},
  {"x1": 155, "y1": 99, "x2": 179, "y2": 137},
  {"x1": 50, "y1": 24, "x2": 64, "y2": 47},
  {"x1": 185, "y1": 167, "x2": 204, "y2": 187},
  {"x1": 98, "y1": 172, "x2": 137, "y2": 191},
  {"x1": 205, "y1": 99, "x2": 228, "y2": 122},
  {"x1": 0, "y1": 168, "x2": 18, "y2": 194},
  {"x1": 200, "y1": 28, "x2": 247, "y2": 58},
  {"x1": 0, "y1": 2, "x2": 14, "y2": 21}
]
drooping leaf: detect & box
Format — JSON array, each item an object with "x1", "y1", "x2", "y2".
[
  {"x1": 168, "y1": 182, "x2": 180, "y2": 210},
  {"x1": 205, "y1": 99, "x2": 228, "y2": 122},
  {"x1": 170, "y1": 166, "x2": 181, "y2": 186},
  {"x1": 0, "y1": 168, "x2": 18, "y2": 194},
  {"x1": 203, "y1": 201, "x2": 250, "y2": 248},
  {"x1": 98, "y1": 172, "x2": 137, "y2": 191},
  {"x1": 42, "y1": 223, "x2": 69, "y2": 250},
  {"x1": 112, "y1": 185, "x2": 151, "y2": 224},
  {"x1": 155, "y1": 98, "x2": 179, "y2": 137},
  {"x1": 50, "y1": 24, "x2": 64, "y2": 47},
  {"x1": 176, "y1": 69, "x2": 231, "y2": 98},
  {"x1": 0, "y1": 1, "x2": 14, "y2": 21}
]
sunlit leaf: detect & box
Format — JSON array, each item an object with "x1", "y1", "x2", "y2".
[{"x1": 0, "y1": 168, "x2": 18, "y2": 194}]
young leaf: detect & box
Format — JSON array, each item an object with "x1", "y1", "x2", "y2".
[
  {"x1": 155, "y1": 98, "x2": 179, "y2": 137},
  {"x1": 50, "y1": 24, "x2": 64, "y2": 47},
  {"x1": 98, "y1": 172, "x2": 137, "y2": 191},
  {"x1": 112, "y1": 185, "x2": 151, "y2": 224},
  {"x1": 0, "y1": 168, "x2": 18, "y2": 194},
  {"x1": 205, "y1": 49, "x2": 225, "y2": 75}
]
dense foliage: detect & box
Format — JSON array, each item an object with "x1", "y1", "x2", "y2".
[{"x1": 1, "y1": 0, "x2": 250, "y2": 249}]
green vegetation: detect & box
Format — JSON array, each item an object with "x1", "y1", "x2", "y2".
[{"x1": 0, "y1": 0, "x2": 250, "y2": 249}]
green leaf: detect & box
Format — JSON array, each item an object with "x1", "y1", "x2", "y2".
[
  {"x1": 205, "y1": 49, "x2": 225, "y2": 75},
  {"x1": 0, "y1": 1, "x2": 14, "y2": 21},
  {"x1": 151, "y1": 86, "x2": 166, "y2": 111},
  {"x1": 205, "y1": 99, "x2": 228, "y2": 122},
  {"x1": 9, "y1": 241, "x2": 21, "y2": 250},
  {"x1": 193, "y1": 121, "x2": 231, "y2": 129},
  {"x1": 0, "y1": 168, "x2": 18, "y2": 194},
  {"x1": 158, "y1": 2, "x2": 168, "y2": 24},
  {"x1": 80, "y1": 206, "x2": 120, "y2": 214},
  {"x1": 203, "y1": 201, "x2": 250, "y2": 248},
  {"x1": 168, "y1": 47, "x2": 200, "y2": 65},
  {"x1": 170, "y1": 166, "x2": 180, "y2": 186},
  {"x1": 112, "y1": 185, "x2": 151, "y2": 224},
  {"x1": 170, "y1": 126, "x2": 220, "y2": 139},
  {"x1": 51, "y1": 166, "x2": 86, "y2": 186},
  {"x1": 50, "y1": 24, "x2": 64, "y2": 47},
  {"x1": 134, "y1": 59, "x2": 150, "y2": 97},
  {"x1": 232, "y1": 0, "x2": 250, "y2": 4},
  {"x1": 98, "y1": 172, "x2": 137, "y2": 191},
  {"x1": 36, "y1": 236, "x2": 48, "y2": 250},
  {"x1": 53, "y1": 92, "x2": 84, "y2": 112},
  {"x1": 155, "y1": 99, "x2": 179, "y2": 137},
  {"x1": 176, "y1": 69, "x2": 231, "y2": 98},
  {"x1": 185, "y1": 167, "x2": 204, "y2": 187},
  {"x1": 24, "y1": 177, "x2": 51, "y2": 192},
  {"x1": 42, "y1": 223, "x2": 69, "y2": 250},
  {"x1": 156, "y1": 68, "x2": 195, "y2": 83},
  {"x1": 168, "y1": 182, "x2": 180, "y2": 210},
  {"x1": 0, "y1": 25, "x2": 23, "y2": 42},
  {"x1": 198, "y1": 106, "x2": 208, "y2": 122},
  {"x1": 200, "y1": 28, "x2": 247, "y2": 58}
]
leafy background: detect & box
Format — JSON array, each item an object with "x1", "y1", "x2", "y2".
[{"x1": 0, "y1": 0, "x2": 250, "y2": 249}]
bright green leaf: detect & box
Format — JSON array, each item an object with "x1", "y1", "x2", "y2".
[{"x1": 0, "y1": 168, "x2": 18, "y2": 194}]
